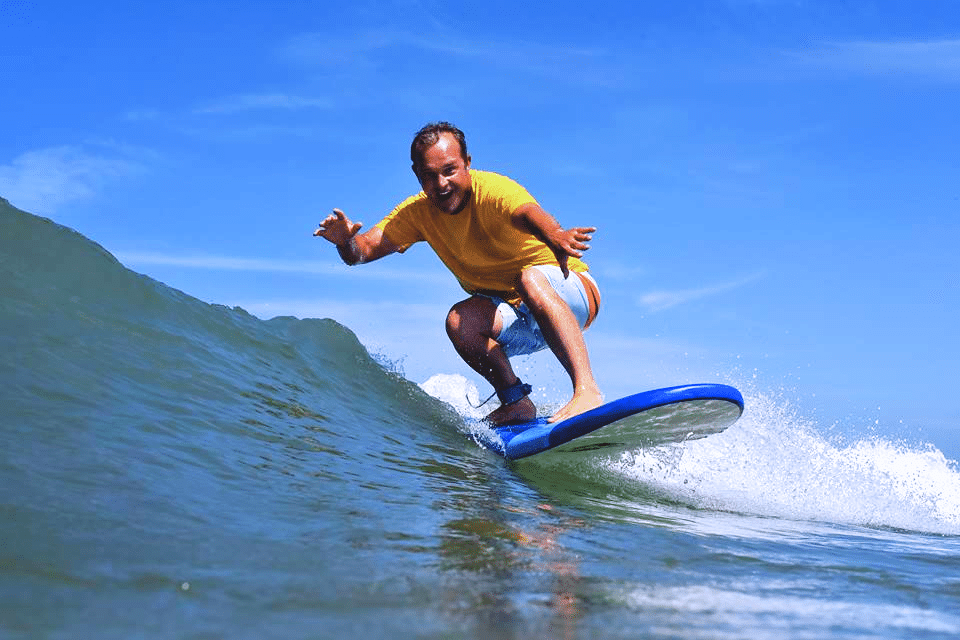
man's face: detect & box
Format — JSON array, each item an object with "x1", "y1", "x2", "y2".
[{"x1": 413, "y1": 132, "x2": 472, "y2": 215}]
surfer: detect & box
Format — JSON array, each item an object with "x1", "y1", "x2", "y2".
[{"x1": 315, "y1": 122, "x2": 602, "y2": 425}]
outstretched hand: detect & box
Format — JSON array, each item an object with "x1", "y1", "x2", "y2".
[
  {"x1": 513, "y1": 203, "x2": 596, "y2": 279},
  {"x1": 314, "y1": 208, "x2": 363, "y2": 246},
  {"x1": 546, "y1": 226, "x2": 596, "y2": 278}
]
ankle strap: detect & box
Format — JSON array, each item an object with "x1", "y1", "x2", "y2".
[{"x1": 497, "y1": 380, "x2": 532, "y2": 406}]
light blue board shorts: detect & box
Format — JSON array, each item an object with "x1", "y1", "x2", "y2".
[{"x1": 487, "y1": 265, "x2": 597, "y2": 358}]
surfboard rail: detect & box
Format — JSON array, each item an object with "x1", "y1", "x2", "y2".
[{"x1": 479, "y1": 383, "x2": 744, "y2": 460}]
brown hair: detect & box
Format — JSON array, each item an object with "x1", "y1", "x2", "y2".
[{"x1": 410, "y1": 122, "x2": 469, "y2": 168}]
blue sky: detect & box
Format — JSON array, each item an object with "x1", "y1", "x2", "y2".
[{"x1": 2, "y1": 1, "x2": 958, "y2": 457}]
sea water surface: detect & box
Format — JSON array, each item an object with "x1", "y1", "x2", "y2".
[{"x1": 3, "y1": 197, "x2": 960, "y2": 639}]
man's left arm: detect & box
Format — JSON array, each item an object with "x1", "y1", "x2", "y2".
[{"x1": 512, "y1": 203, "x2": 596, "y2": 278}]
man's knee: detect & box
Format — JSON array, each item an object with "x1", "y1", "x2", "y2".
[
  {"x1": 445, "y1": 301, "x2": 466, "y2": 339},
  {"x1": 446, "y1": 296, "x2": 499, "y2": 341}
]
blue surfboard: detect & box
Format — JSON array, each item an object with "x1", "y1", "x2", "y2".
[{"x1": 477, "y1": 383, "x2": 744, "y2": 460}]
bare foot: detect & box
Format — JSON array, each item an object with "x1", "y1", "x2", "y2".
[
  {"x1": 548, "y1": 387, "x2": 604, "y2": 423},
  {"x1": 486, "y1": 396, "x2": 536, "y2": 425}
]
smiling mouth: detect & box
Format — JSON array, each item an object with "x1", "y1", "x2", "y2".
[{"x1": 434, "y1": 189, "x2": 456, "y2": 207}]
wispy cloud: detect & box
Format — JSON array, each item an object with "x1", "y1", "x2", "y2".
[
  {"x1": 281, "y1": 28, "x2": 611, "y2": 84},
  {"x1": 116, "y1": 250, "x2": 450, "y2": 283},
  {"x1": 281, "y1": 28, "x2": 411, "y2": 68},
  {"x1": 116, "y1": 251, "x2": 340, "y2": 274},
  {"x1": 0, "y1": 145, "x2": 142, "y2": 215},
  {"x1": 793, "y1": 38, "x2": 960, "y2": 80},
  {"x1": 194, "y1": 92, "x2": 333, "y2": 114},
  {"x1": 638, "y1": 272, "x2": 765, "y2": 312}
]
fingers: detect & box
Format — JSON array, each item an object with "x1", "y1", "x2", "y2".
[
  {"x1": 547, "y1": 228, "x2": 593, "y2": 273},
  {"x1": 564, "y1": 227, "x2": 595, "y2": 255},
  {"x1": 318, "y1": 208, "x2": 345, "y2": 229},
  {"x1": 315, "y1": 208, "x2": 362, "y2": 243},
  {"x1": 571, "y1": 227, "x2": 595, "y2": 244}
]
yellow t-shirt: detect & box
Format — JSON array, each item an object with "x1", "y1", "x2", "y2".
[{"x1": 376, "y1": 170, "x2": 588, "y2": 304}]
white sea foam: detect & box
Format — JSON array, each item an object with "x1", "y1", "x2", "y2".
[
  {"x1": 423, "y1": 374, "x2": 960, "y2": 535},
  {"x1": 616, "y1": 583, "x2": 960, "y2": 638},
  {"x1": 420, "y1": 373, "x2": 487, "y2": 422},
  {"x1": 608, "y1": 390, "x2": 960, "y2": 535}
]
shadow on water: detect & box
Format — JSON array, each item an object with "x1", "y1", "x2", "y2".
[
  {"x1": 402, "y1": 444, "x2": 590, "y2": 639},
  {"x1": 373, "y1": 412, "x2": 710, "y2": 639}
]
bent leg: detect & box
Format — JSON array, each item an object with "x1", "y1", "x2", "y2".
[
  {"x1": 445, "y1": 296, "x2": 536, "y2": 424},
  {"x1": 517, "y1": 268, "x2": 603, "y2": 422}
]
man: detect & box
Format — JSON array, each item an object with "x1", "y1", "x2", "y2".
[{"x1": 315, "y1": 122, "x2": 603, "y2": 425}]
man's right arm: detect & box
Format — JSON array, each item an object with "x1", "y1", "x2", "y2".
[{"x1": 314, "y1": 208, "x2": 400, "y2": 265}]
